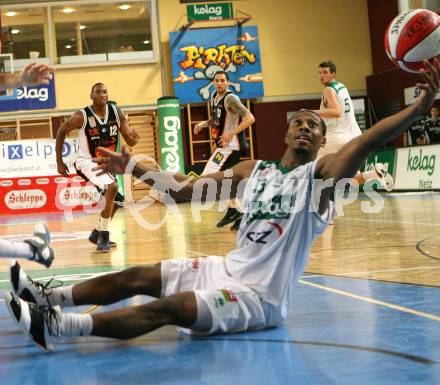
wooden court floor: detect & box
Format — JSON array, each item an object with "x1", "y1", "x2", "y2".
[
  {"x1": 1, "y1": 192, "x2": 440, "y2": 286},
  {"x1": 1, "y1": 192, "x2": 440, "y2": 385}
]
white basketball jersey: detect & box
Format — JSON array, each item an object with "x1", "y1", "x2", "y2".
[
  {"x1": 225, "y1": 160, "x2": 333, "y2": 322},
  {"x1": 320, "y1": 81, "x2": 362, "y2": 139}
]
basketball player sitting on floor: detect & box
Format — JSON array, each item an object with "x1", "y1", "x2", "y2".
[{"x1": 4, "y1": 59, "x2": 439, "y2": 352}]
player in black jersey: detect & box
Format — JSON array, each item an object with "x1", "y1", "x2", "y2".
[
  {"x1": 424, "y1": 106, "x2": 440, "y2": 144},
  {"x1": 55, "y1": 83, "x2": 139, "y2": 252},
  {"x1": 194, "y1": 71, "x2": 255, "y2": 230},
  {"x1": 404, "y1": 115, "x2": 428, "y2": 145}
]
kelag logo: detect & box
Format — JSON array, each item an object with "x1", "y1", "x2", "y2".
[
  {"x1": 407, "y1": 148, "x2": 436, "y2": 176},
  {"x1": 8, "y1": 144, "x2": 23, "y2": 160},
  {"x1": 161, "y1": 116, "x2": 181, "y2": 173},
  {"x1": 17, "y1": 86, "x2": 48, "y2": 102}
]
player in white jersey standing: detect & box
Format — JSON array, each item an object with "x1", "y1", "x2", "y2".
[
  {"x1": 4, "y1": 59, "x2": 440, "y2": 352},
  {"x1": 55, "y1": 83, "x2": 139, "y2": 252},
  {"x1": 314, "y1": 61, "x2": 394, "y2": 191},
  {"x1": 194, "y1": 71, "x2": 255, "y2": 229},
  {"x1": 0, "y1": 63, "x2": 55, "y2": 267}
]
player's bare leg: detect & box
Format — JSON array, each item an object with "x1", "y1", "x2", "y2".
[{"x1": 4, "y1": 290, "x2": 199, "y2": 351}]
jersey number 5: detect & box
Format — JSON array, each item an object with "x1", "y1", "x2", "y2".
[{"x1": 344, "y1": 98, "x2": 351, "y2": 113}]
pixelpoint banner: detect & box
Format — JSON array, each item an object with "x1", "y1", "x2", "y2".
[{"x1": 170, "y1": 26, "x2": 264, "y2": 104}]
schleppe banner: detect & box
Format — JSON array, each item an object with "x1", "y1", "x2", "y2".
[{"x1": 0, "y1": 138, "x2": 100, "y2": 215}]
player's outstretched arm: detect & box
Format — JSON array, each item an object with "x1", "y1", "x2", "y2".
[
  {"x1": 193, "y1": 118, "x2": 214, "y2": 135},
  {"x1": 55, "y1": 112, "x2": 83, "y2": 177},
  {"x1": 316, "y1": 59, "x2": 440, "y2": 184},
  {"x1": 92, "y1": 146, "x2": 256, "y2": 203},
  {"x1": 116, "y1": 106, "x2": 139, "y2": 147}
]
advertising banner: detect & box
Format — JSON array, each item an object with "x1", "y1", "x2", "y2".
[
  {"x1": 358, "y1": 148, "x2": 396, "y2": 191},
  {"x1": 157, "y1": 96, "x2": 185, "y2": 173},
  {"x1": 170, "y1": 26, "x2": 264, "y2": 104},
  {"x1": 181, "y1": 0, "x2": 223, "y2": 3},
  {"x1": 359, "y1": 148, "x2": 397, "y2": 176},
  {"x1": 187, "y1": 2, "x2": 233, "y2": 21},
  {"x1": 0, "y1": 138, "x2": 100, "y2": 215},
  {"x1": 0, "y1": 77, "x2": 56, "y2": 112},
  {"x1": 394, "y1": 145, "x2": 440, "y2": 190},
  {"x1": 404, "y1": 86, "x2": 440, "y2": 105}
]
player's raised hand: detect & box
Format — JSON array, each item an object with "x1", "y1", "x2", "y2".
[
  {"x1": 416, "y1": 58, "x2": 440, "y2": 113},
  {"x1": 92, "y1": 146, "x2": 131, "y2": 176},
  {"x1": 130, "y1": 129, "x2": 140, "y2": 144},
  {"x1": 19, "y1": 63, "x2": 54, "y2": 86}
]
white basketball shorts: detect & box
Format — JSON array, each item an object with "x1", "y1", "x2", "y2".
[
  {"x1": 318, "y1": 134, "x2": 354, "y2": 158},
  {"x1": 161, "y1": 256, "x2": 268, "y2": 335},
  {"x1": 75, "y1": 157, "x2": 116, "y2": 190},
  {"x1": 202, "y1": 148, "x2": 241, "y2": 176}
]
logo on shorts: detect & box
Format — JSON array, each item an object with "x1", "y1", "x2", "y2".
[
  {"x1": 213, "y1": 152, "x2": 224, "y2": 165},
  {"x1": 187, "y1": 257, "x2": 201, "y2": 272},
  {"x1": 213, "y1": 289, "x2": 238, "y2": 308}
]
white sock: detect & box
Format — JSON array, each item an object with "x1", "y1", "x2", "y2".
[
  {"x1": 60, "y1": 313, "x2": 93, "y2": 337},
  {"x1": 99, "y1": 217, "x2": 111, "y2": 232},
  {"x1": 48, "y1": 285, "x2": 75, "y2": 308},
  {"x1": 0, "y1": 239, "x2": 34, "y2": 260},
  {"x1": 96, "y1": 218, "x2": 102, "y2": 231},
  {"x1": 234, "y1": 198, "x2": 243, "y2": 213}
]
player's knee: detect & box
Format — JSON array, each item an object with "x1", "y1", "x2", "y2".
[
  {"x1": 123, "y1": 264, "x2": 162, "y2": 295},
  {"x1": 171, "y1": 293, "x2": 198, "y2": 326}
]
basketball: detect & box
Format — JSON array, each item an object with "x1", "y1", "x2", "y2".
[{"x1": 384, "y1": 9, "x2": 440, "y2": 73}]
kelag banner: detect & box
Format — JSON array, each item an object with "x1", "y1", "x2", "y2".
[
  {"x1": 358, "y1": 148, "x2": 396, "y2": 191},
  {"x1": 170, "y1": 26, "x2": 264, "y2": 104},
  {"x1": 394, "y1": 145, "x2": 440, "y2": 190},
  {"x1": 0, "y1": 76, "x2": 56, "y2": 112},
  {"x1": 359, "y1": 148, "x2": 396, "y2": 177},
  {"x1": 157, "y1": 96, "x2": 185, "y2": 173}
]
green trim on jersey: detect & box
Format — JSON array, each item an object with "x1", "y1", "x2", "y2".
[
  {"x1": 258, "y1": 159, "x2": 299, "y2": 175},
  {"x1": 328, "y1": 81, "x2": 346, "y2": 94}
]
